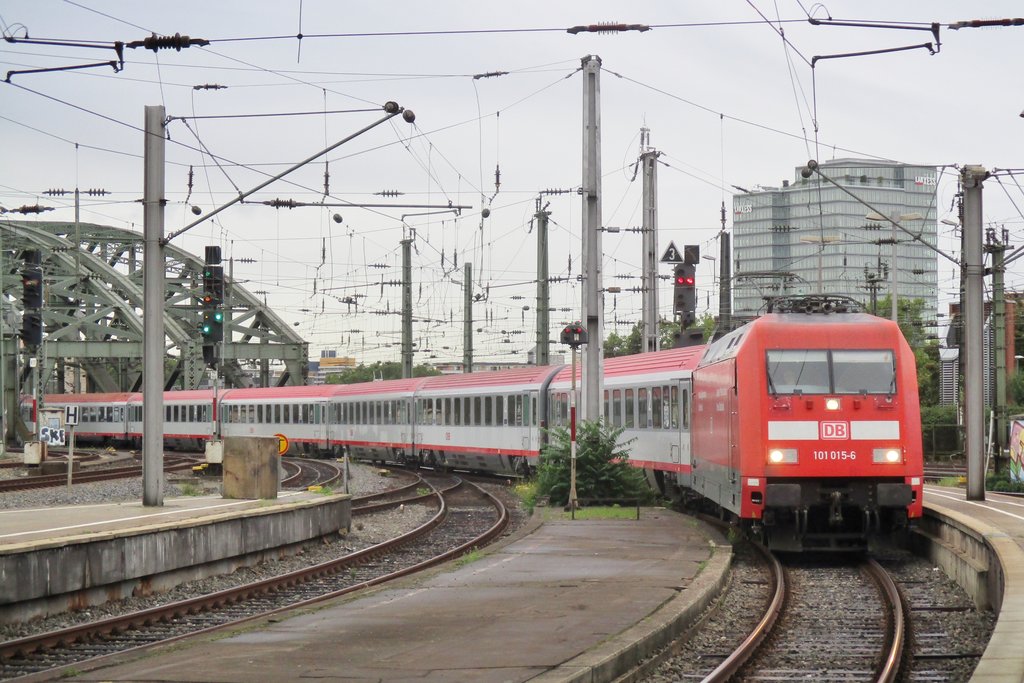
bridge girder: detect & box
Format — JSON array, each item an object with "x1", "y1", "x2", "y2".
[{"x1": 1, "y1": 220, "x2": 309, "y2": 398}]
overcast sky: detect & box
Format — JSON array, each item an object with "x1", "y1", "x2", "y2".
[{"x1": 2, "y1": 1, "x2": 1022, "y2": 365}]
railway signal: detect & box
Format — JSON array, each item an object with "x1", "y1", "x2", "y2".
[
  {"x1": 559, "y1": 322, "x2": 588, "y2": 348},
  {"x1": 21, "y1": 250, "x2": 43, "y2": 348},
  {"x1": 673, "y1": 263, "x2": 696, "y2": 328},
  {"x1": 201, "y1": 246, "x2": 223, "y2": 365},
  {"x1": 559, "y1": 320, "x2": 588, "y2": 514}
]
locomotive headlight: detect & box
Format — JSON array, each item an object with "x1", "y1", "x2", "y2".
[
  {"x1": 825, "y1": 398, "x2": 840, "y2": 411},
  {"x1": 768, "y1": 448, "x2": 797, "y2": 464},
  {"x1": 873, "y1": 448, "x2": 902, "y2": 463}
]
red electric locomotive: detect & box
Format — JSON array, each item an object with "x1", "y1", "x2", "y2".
[{"x1": 690, "y1": 296, "x2": 924, "y2": 551}]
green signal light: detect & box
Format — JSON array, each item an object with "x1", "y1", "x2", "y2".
[{"x1": 213, "y1": 311, "x2": 223, "y2": 322}]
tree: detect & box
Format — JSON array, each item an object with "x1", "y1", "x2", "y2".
[
  {"x1": 536, "y1": 420, "x2": 654, "y2": 506},
  {"x1": 603, "y1": 325, "x2": 642, "y2": 358},
  {"x1": 601, "y1": 317, "x2": 707, "y2": 357},
  {"x1": 325, "y1": 361, "x2": 440, "y2": 384},
  {"x1": 876, "y1": 295, "x2": 942, "y2": 406}
]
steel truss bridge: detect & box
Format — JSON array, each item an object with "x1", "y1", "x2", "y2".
[{"x1": 1, "y1": 220, "x2": 308, "y2": 438}]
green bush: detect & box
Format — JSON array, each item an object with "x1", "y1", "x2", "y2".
[
  {"x1": 536, "y1": 420, "x2": 654, "y2": 507},
  {"x1": 987, "y1": 470, "x2": 1024, "y2": 493},
  {"x1": 920, "y1": 404, "x2": 960, "y2": 457}
]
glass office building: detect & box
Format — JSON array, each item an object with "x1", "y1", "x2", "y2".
[{"x1": 731, "y1": 158, "x2": 938, "y2": 322}]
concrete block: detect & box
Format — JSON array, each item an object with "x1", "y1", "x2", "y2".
[
  {"x1": 40, "y1": 460, "x2": 78, "y2": 476},
  {"x1": 223, "y1": 436, "x2": 279, "y2": 499},
  {"x1": 23, "y1": 441, "x2": 43, "y2": 465}
]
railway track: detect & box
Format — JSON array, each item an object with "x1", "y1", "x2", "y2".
[
  {"x1": 0, "y1": 455, "x2": 198, "y2": 493},
  {"x1": 279, "y1": 457, "x2": 344, "y2": 489},
  {"x1": 728, "y1": 556, "x2": 905, "y2": 682},
  {"x1": 637, "y1": 541, "x2": 908, "y2": 682},
  {"x1": 0, "y1": 472, "x2": 508, "y2": 681},
  {"x1": 873, "y1": 549, "x2": 993, "y2": 681}
]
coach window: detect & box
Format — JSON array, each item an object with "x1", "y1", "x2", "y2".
[
  {"x1": 284, "y1": 405, "x2": 292, "y2": 424},
  {"x1": 670, "y1": 385, "x2": 679, "y2": 429},
  {"x1": 473, "y1": 397, "x2": 481, "y2": 426},
  {"x1": 452, "y1": 397, "x2": 461, "y2": 426},
  {"x1": 682, "y1": 388, "x2": 690, "y2": 428},
  {"x1": 515, "y1": 395, "x2": 524, "y2": 426},
  {"x1": 484, "y1": 396, "x2": 493, "y2": 426},
  {"x1": 612, "y1": 389, "x2": 622, "y2": 427},
  {"x1": 603, "y1": 390, "x2": 610, "y2": 423},
  {"x1": 662, "y1": 385, "x2": 672, "y2": 428},
  {"x1": 624, "y1": 388, "x2": 635, "y2": 428},
  {"x1": 652, "y1": 387, "x2": 663, "y2": 429},
  {"x1": 638, "y1": 387, "x2": 648, "y2": 428},
  {"x1": 256, "y1": 405, "x2": 263, "y2": 423},
  {"x1": 495, "y1": 395, "x2": 504, "y2": 425}
]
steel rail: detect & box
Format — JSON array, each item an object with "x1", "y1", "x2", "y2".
[
  {"x1": 701, "y1": 541, "x2": 786, "y2": 683},
  {"x1": 865, "y1": 557, "x2": 907, "y2": 683},
  {"x1": 0, "y1": 457, "x2": 197, "y2": 493}
]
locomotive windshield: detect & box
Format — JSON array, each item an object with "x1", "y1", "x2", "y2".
[{"x1": 766, "y1": 349, "x2": 895, "y2": 396}]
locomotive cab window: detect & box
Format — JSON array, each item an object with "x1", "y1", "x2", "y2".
[
  {"x1": 767, "y1": 350, "x2": 830, "y2": 394},
  {"x1": 767, "y1": 349, "x2": 896, "y2": 395},
  {"x1": 832, "y1": 350, "x2": 895, "y2": 395}
]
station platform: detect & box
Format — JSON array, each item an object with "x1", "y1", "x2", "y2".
[
  {"x1": 53, "y1": 508, "x2": 731, "y2": 683},
  {"x1": 918, "y1": 485, "x2": 1024, "y2": 683},
  {"x1": 0, "y1": 491, "x2": 351, "y2": 624}
]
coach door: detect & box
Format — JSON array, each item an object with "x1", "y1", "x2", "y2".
[{"x1": 674, "y1": 379, "x2": 690, "y2": 468}]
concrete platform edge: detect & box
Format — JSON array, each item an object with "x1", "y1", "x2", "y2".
[
  {"x1": 529, "y1": 520, "x2": 732, "y2": 683},
  {"x1": 919, "y1": 502, "x2": 1024, "y2": 683},
  {"x1": 0, "y1": 495, "x2": 352, "y2": 624}
]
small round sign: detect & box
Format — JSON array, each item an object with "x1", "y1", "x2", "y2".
[{"x1": 275, "y1": 433, "x2": 289, "y2": 456}]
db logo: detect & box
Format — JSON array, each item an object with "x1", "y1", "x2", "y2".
[{"x1": 820, "y1": 421, "x2": 849, "y2": 439}]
